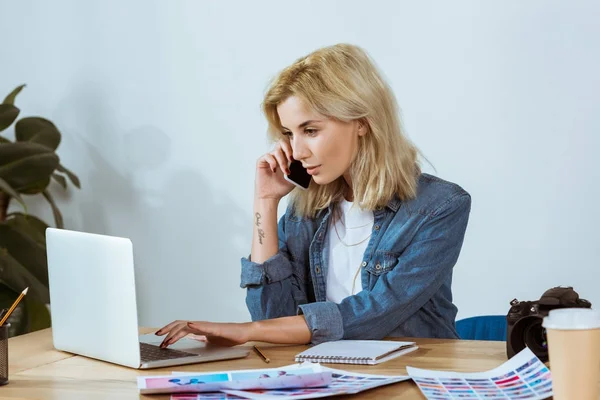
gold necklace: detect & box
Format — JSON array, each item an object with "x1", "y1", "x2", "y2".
[
  {"x1": 331, "y1": 205, "x2": 371, "y2": 294},
  {"x1": 332, "y1": 208, "x2": 372, "y2": 247},
  {"x1": 351, "y1": 263, "x2": 363, "y2": 295}
]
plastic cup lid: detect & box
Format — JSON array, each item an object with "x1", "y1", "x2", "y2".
[{"x1": 542, "y1": 308, "x2": 600, "y2": 330}]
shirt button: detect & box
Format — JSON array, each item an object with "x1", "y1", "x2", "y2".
[
  {"x1": 318, "y1": 232, "x2": 322, "y2": 238},
  {"x1": 374, "y1": 225, "x2": 380, "y2": 230},
  {"x1": 361, "y1": 262, "x2": 367, "y2": 267},
  {"x1": 315, "y1": 265, "x2": 321, "y2": 273}
]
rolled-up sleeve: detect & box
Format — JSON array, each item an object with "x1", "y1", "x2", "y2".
[
  {"x1": 298, "y1": 192, "x2": 471, "y2": 343},
  {"x1": 241, "y1": 209, "x2": 309, "y2": 321},
  {"x1": 241, "y1": 252, "x2": 293, "y2": 286},
  {"x1": 297, "y1": 301, "x2": 344, "y2": 344}
]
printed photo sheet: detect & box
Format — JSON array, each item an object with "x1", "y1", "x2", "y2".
[
  {"x1": 138, "y1": 364, "x2": 331, "y2": 395},
  {"x1": 169, "y1": 363, "x2": 409, "y2": 399}
]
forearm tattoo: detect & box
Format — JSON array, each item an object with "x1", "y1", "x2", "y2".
[{"x1": 255, "y1": 212, "x2": 265, "y2": 245}]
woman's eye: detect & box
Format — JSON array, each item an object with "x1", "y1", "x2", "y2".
[
  {"x1": 305, "y1": 129, "x2": 318, "y2": 136},
  {"x1": 282, "y1": 131, "x2": 293, "y2": 137}
]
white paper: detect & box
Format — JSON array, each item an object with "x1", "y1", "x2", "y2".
[
  {"x1": 407, "y1": 347, "x2": 553, "y2": 399},
  {"x1": 220, "y1": 363, "x2": 410, "y2": 399},
  {"x1": 138, "y1": 364, "x2": 331, "y2": 395}
]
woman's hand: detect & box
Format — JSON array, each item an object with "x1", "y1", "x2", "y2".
[
  {"x1": 255, "y1": 139, "x2": 295, "y2": 201},
  {"x1": 155, "y1": 320, "x2": 253, "y2": 348},
  {"x1": 156, "y1": 316, "x2": 311, "y2": 347}
]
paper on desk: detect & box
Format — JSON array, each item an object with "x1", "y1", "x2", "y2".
[
  {"x1": 137, "y1": 363, "x2": 331, "y2": 395},
  {"x1": 218, "y1": 363, "x2": 410, "y2": 399},
  {"x1": 171, "y1": 394, "x2": 245, "y2": 399},
  {"x1": 407, "y1": 347, "x2": 552, "y2": 399}
]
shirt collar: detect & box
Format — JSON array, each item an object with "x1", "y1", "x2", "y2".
[{"x1": 322, "y1": 194, "x2": 402, "y2": 216}]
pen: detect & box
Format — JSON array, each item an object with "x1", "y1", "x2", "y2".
[
  {"x1": 253, "y1": 345, "x2": 270, "y2": 363},
  {"x1": 0, "y1": 309, "x2": 7, "y2": 321},
  {"x1": 0, "y1": 287, "x2": 29, "y2": 326}
]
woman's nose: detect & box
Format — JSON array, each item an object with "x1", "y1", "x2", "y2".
[{"x1": 291, "y1": 137, "x2": 310, "y2": 160}]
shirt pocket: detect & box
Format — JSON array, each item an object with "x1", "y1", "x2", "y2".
[{"x1": 365, "y1": 251, "x2": 401, "y2": 276}]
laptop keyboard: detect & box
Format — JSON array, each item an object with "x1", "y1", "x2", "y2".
[{"x1": 139, "y1": 342, "x2": 198, "y2": 362}]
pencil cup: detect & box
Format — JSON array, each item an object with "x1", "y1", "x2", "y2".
[
  {"x1": 0, "y1": 323, "x2": 9, "y2": 385},
  {"x1": 542, "y1": 308, "x2": 600, "y2": 400}
]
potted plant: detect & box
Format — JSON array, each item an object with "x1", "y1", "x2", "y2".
[{"x1": 0, "y1": 84, "x2": 80, "y2": 337}]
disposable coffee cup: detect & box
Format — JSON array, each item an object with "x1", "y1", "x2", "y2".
[{"x1": 542, "y1": 308, "x2": 600, "y2": 400}]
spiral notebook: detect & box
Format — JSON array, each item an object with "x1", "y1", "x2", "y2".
[{"x1": 295, "y1": 340, "x2": 418, "y2": 365}]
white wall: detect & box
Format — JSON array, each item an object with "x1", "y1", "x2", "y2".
[{"x1": 1, "y1": 0, "x2": 598, "y2": 327}]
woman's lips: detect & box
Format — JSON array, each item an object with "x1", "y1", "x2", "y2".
[{"x1": 306, "y1": 165, "x2": 321, "y2": 175}]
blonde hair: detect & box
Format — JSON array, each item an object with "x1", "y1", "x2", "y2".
[{"x1": 262, "y1": 43, "x2": 420, "y2": 218}]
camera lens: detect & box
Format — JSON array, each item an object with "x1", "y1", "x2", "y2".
[
  {"x1": 523, "y1": 319, "x2": 548, "y2": 357},
  {"x1": 508, "y1": 316, "x2": 549, "y2": 362}
]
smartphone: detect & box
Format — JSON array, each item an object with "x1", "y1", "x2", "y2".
[{"x1": 284, "y1": 160, "x2": 312, "y2": 190}]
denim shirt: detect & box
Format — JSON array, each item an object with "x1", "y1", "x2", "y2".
[{"x1": 240, "y1": 173, "x2": 471, "y2": 344}]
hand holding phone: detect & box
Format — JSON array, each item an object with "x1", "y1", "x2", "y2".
[
  {"x1": 283, "y1": 160, "x2": 312, "y2": 190},
  {"x1": 254, "y1": 141, "x2": 308, "y2": 200}
]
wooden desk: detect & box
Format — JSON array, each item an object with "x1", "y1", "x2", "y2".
[{"x1": 4, "y1": 328, "x2": 507, "y2": 399}]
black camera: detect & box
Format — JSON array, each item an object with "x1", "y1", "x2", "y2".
[{"x1": 506, "y1": 286, "x2": 591, "y2": 362}]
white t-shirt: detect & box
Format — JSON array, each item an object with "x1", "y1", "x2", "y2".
[{"x1": 325, "y1": 199, "x2": 374, "y2": 303}]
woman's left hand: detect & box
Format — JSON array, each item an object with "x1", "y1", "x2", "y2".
[{"x1": 155, "y1": 320, "x2": 253, "y2": 348}]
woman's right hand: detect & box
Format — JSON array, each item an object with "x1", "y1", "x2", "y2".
[{"x1": 255, "y1": 140, "x2": 296, "y2": 201}]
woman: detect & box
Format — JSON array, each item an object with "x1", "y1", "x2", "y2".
[{"x1": 157, "y1": 43, "x2": 471, "y2": 348}]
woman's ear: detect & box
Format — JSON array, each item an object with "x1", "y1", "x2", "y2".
[{"x1": 357, "y1": 119, "x2": 367, "y2": 137}]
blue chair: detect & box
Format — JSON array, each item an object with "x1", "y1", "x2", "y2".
[{"x1": 456, "y1": 315, "x2": 507, "y2": 341}]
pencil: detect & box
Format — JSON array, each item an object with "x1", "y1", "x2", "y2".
[
  {"x1": 0, "y1": 287, "x2": 29, "y2": 326},
  {"x1": 253, "y1": 345, "x2": 270, "y2": 363}
]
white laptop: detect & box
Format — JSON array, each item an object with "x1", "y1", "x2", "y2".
[{"x1": 46, "y1": 228, "x2": 249, "y2": 369}]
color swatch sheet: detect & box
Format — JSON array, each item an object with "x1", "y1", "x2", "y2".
[{"x1": 407, "y1": 347, "x2": 552, "y2": 399}]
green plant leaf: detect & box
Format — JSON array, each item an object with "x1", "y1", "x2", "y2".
[
  {"x1": 2, "y1": 84, "x2": 26, "y2": 105},
  {"x1": 56, "y1": 164, "x2": 81, "y2": 189},
  {"x1": 0, "y1": 282, "x2": 18, "y2": 309},
  {"x1": 42, "y1": 190, "x2": 63, "y2": 228},
  {"x1": 24, "y1": 296, "x2": 51, "y2": 332},
  {"x1": 0, "y1": 223, "x2": 48, "y2": 287},
  {"x1": 5, "y1": 212, "x2": 48, "y2": 246},
  {"x1": 19, "y1": 176, "x2": 51, "y2": 195},
  {"x1": 0, "y1": 247, "x2": 50, "y2": 304},
  {"x1": 51, "y1": 173, "x2": 67, "y2": 190},
  {"x1": 0, "y1": 142, "x2": 59, "y2": 192},
  {"x1": 0, "y1": 177, "x2": 26, "y2": 210},
  {"x1": 0, "y1": 141, "x2": 55, "y2": 165},
  {"x1": 0, "y1": 104, "x2": 19, "y2": 132},
  {"x1": 15, "y1": 117, "x2": 61, "y2": 151}
]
